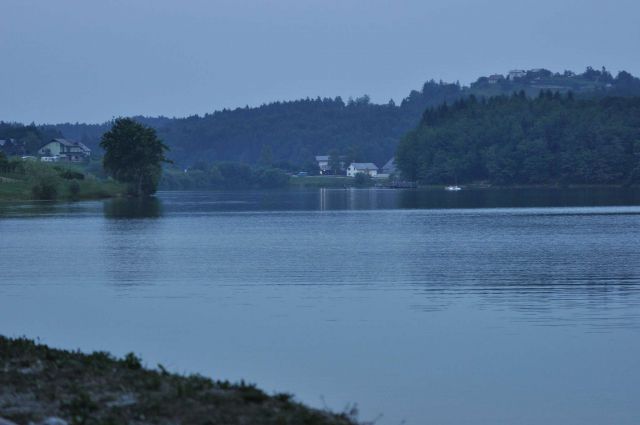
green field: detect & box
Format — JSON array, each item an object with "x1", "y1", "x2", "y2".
[
  {"x1": 0, "y1": 160, "x2": 125, "y2": 201},
  {"x1": 289, "y1": 175, "x2": 356, "y2": 188}
]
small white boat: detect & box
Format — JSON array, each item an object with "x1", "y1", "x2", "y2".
[{"x1": 445, "y1": 185, "x2": 462, "y2": 191}]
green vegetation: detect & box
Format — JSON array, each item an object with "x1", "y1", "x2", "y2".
[
  {"x1": 353, "y1": 173, "x2": 374, "y2": 187},
  {"x1": 0, "y1": 122, "x2": 62, "y2": 155},
  {"x1": 289, "y1": 175, "x2": 355, "y2": 188},
  {"x1": 100, "y1": 118, "x2": 170, "y2": 196},
  {"x1": 39, "y1": 67, "x2": 640, "y2": 171},
  {"x1": 396, "y1": 93, "x2": 640, "y2": 185},
  {"x1": 5, "y1": 67, "x2": 640, "y2": 189},
  {"x1": 161, "y1": 162, "x2": 290, "y2": 190},
  {"x1": 0, "y1": 159, "x2": 125, "y2": 201},
  {"x1": 0, "y1": 336, "x2": 358, "y2": 425}
]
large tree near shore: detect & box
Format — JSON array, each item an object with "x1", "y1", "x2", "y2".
[{"x1": 100, "y1": 118, "x2": 170, "y2": 196}]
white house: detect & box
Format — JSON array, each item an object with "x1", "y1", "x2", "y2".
[
  {"x1": 38, "y1": 138, "x2": 91, "y2": 162},
  {"x1": 347, "y1": 163, "x2": 378, "y2": 177}
]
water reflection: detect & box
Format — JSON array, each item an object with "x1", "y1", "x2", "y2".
[
  {"x1": 158, "y1": 187, "x2": 640, "y2": 213},
  {"x1": 103, "y1": 197, "x2": 163, "y2": 219},
  {"x1": 101, "y1": 200, "x2": 164, "y2": 289},
  {"x1": 2, "y1": 189, "x2": 640, "y2": 425},
  {"x1": 1, "y1": 188, "x2": 640, "y2": 327}
]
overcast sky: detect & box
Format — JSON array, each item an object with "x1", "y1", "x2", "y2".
[{"x1": 1, "y1": 0, "x2": 639, "y2": 124}]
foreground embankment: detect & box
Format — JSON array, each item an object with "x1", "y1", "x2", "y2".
[{"x1": 0, "y1": 336, "x2": 358, "y2": 425}]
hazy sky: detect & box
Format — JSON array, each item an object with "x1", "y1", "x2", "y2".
[{"x1": 1, "y1": 0, "x2": 639, "y2": 123}]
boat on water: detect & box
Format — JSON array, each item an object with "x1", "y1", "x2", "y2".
[{"x1": 445, "y1": 185, "x2": 462, "y2": 191}]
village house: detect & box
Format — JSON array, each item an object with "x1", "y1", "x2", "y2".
[
  {"x1": 38, "y1": 138, "x2": 91, "y2": 162},
  {"x1": 346, "y1": 162, "x2": 378, "y2": 177},
  {"x1": 382, "y1": 157, "x2": 397, "y2": 175},
  {"x1": 316, "y1": 154, "x2": 347, "y2": 175}
]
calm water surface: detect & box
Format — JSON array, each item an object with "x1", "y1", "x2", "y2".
[{"x1": 1, "y1": 188, "x2": 640, "y2": 424}]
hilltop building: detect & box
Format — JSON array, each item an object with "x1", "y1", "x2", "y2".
[
  {"x1": 487, "y1": 74, "x2": 504, "y2": 84},
  {"x1": 507, "y1": 69, "x2": 527, "y2": 80}
]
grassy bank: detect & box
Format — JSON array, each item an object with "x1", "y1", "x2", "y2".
[
  {"x1": 289, "y1": 176, "x2": 354, "y2": 188},
  {"x1": 0, "y1": 336, "x2": 358, "y2": 425},
  {"x1": 0, "y1": 161, "x2": 125, "y2": 201},
  {"x1": 0, "y1": 178, "x2": 124, "y2": 201}
]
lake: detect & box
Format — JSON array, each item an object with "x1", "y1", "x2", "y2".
[{"x1": 1, "y1": 187, "x2": 640, "y2": 424}]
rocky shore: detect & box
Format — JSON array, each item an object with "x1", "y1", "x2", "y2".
[{"x1": 0, "y1": 336, "x2": 358, "y2": 425}]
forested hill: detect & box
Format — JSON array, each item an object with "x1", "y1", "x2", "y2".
[
  {"x1": 43, "y1": 84, "x2": 463, "y2": 168},
  {"x1": 396, "y1": 93, "x2": 640, "y2": 185},
  {"x1": 16, "y1": 67, "x2": 640, "y2": 168}
]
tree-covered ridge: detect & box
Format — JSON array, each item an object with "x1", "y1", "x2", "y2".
[
  {"x1": 0, "y1": 122, "x2": 61, "y2": 155},
  {"x1": 396, "y1": 92, "x2": 640, "y2": 185},
  {"x1": 40, "y1": 67, "x2": 640, "y2": 169}
]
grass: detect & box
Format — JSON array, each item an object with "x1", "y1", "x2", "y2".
[
  {"x1": 0, "y1": 336, "x2": 359, "y2": 425},
  {"x1": 0, "y1": 178, "x2": 125, "y2": 201},
  {"x1": 289, "y1": 176, "x2": 356, "y2": 188},
  {"x1": 0, "y1": 179, "x2": 31, "y2": 200},
  {"x1": 0, "y1": 161, "x2": 126, "y2": 202}
]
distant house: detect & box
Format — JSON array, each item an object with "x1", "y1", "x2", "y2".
[
  {"x1": 315, "y1": 155, "x2": 330, "y2": 173},
  {"x1": 38, "y1": 138, "x2": 91, "y2": 162},
  {"x1": 316, "y1": 154, "x2": 346, "y2": 175},
  {"x1": 346, "y1": 162, "x2": 378, "y2": 177},
  {"x1": 507, "y1": 69, "x2": 527, "y2": 80},
  {"x1": 382, "y1": 157, "x2": 397, "y2": 175}
]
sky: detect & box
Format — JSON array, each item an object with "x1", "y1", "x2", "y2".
[{"x1": 1, "y1": 0, "x2": 639, "y2": 124}]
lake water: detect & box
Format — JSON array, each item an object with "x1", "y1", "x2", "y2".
[{"x1": 1, "y1": 188, "x2": 640, "y2": 424}]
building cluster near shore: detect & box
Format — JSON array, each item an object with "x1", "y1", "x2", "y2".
[
  {"x1": 315, "y1": 155, "x2": 397, "y2": 178},
  {"x1": 0, "y1": 138, "x2": 91, "y2": 163}
]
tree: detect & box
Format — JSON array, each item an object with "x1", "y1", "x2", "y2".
[
  {"x1": 328, "y1": 149, "x2": 341, "y2": 174},
  {"x1": 354, "y1": 172, "x2": 372, "y2": 187},
  {"x1": 0, "y1": 151, "x2": 8, "y2": 173},
  {"x1": 100, "y1": 118, "x2": 170, "y2": 196}
]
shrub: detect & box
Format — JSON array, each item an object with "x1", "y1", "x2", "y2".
[
  {"x1": 122, "y1": 352, "x2": 142, "y2": 370},
  {"x1": 68, "y1": 180, "x2": 81, "y2": 198},
  {"x1": 59, "y1": 169, "x2": 85, "y2": 180},
  {"x1": 61, "y1": 391, "x2": 98, "y2": 425},
  {"x1": 31, "y1": 180, "x2": 58, "y2": 200},
  {"x1": 354, "y1": 172, "x2": 372, "y2": 187}
]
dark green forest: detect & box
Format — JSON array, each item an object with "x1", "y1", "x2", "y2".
[
  {"x1": 0, "y1": 122, "x2": 61, "y2": 155},
  {"x1": 396, "y1": 92, "x2": 640, "y2": 185},
  {"x1": 3, "y1": 67, "x2": 640, "y2": 186},
  {"x1": 29, "y1": 67, "x2": 640, "y2": 169}
]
